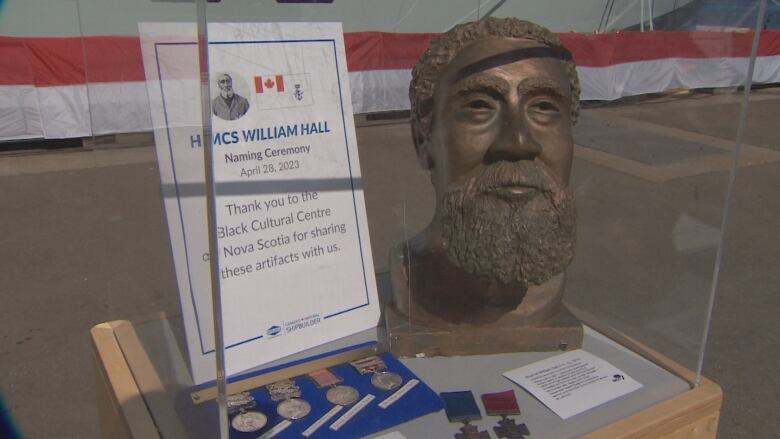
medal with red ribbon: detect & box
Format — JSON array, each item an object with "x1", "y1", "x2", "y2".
[
  {"x1": 480, "y1": 390, "x2": 521, "y2": 416},
  {"x1": 480, "y1": 390, "x2": 530, "y2": 438}
]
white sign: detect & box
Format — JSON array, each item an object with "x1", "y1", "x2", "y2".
[
  {"x1": 503, "y1": 350, "x2": 642, "y2": 420},
  {"x1": 140, "y1": 22, "x2": 380, "y2": 384}
]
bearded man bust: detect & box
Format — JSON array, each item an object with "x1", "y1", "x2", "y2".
[{"x1": 386, "y1": 17, "x2": 583, "y2": 355}]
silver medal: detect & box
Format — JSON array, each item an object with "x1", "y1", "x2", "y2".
[
  {"x1": 276, "y1": 398, "x2": 311, "y2": 420},
  {"x1": 230, "y1": 410, "x2": 268, "y2": 432},
  {"x1": 228, "y1": 400, "x2": 257, "y2": 415},
  {"x1": 326, "y1": 385, "x2": 360, "y2": 406},
  {"x1": 227, "y1": 392, "x2": 255, "y2": 408},
  {"x1": 371, "y1": 371, "x2": 403, "y2": 391},
  {"x1": 267, "y1": 379, "x2": 302, "y2": 401}
]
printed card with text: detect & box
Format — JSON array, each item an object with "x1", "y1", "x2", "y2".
[{"x1": 503, "y1": 350, "x2": 643, "y2": 419}]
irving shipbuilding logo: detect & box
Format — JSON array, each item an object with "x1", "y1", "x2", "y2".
[
  {"x1": 253, "y1": 72, "x2": 313, "y2": 110},
  {"x1": 266, "y1": 325, "x2": 282, "y2": 337},
  {"x1": 285, "y1": 314, "x2": 321, "y2": 334}
]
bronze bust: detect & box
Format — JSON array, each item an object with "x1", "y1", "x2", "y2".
[{"x1": 387, "y1": 18, "x2": 582, "y2": 354}]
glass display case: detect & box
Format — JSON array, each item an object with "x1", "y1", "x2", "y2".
[
  {"x1": 136, "y1": 1, "x2": 767, "y2": 436},
  {"x1": 2, "y1": 0, "x2": 774, "y2": 438}
]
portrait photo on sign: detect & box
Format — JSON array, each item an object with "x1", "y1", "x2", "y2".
[{"x1": 211, "y1": 71, "x2": 251, "y2": 121}]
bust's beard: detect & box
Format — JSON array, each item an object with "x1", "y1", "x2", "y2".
[
  {"x1": 440, "y1": 160, "x2": 576, "y2": 286},
  {"x1": 220, "y1": 89, "x2": 234, "y2": 99}
]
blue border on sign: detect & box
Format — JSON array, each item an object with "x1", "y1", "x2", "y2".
[
  {"x1": 154, "y1": 39, "x2": 372, "y2": 356},
  {"x1": 154, "y1": 42, "x2": 210, "y2": 356}
]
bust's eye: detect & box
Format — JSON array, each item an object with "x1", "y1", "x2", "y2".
[
  {"x1": 466, "y1": 99, "x2": 494, "y2": 110},
  {"x1": 458, "y1": 96, "x2": 497, "y2": 124},
  {"x1": 527, "y1": 98, "x2": 562, "y2": 124},
  {"x1": 530, "y1": 100, "x2": 559, "y2": 113}
]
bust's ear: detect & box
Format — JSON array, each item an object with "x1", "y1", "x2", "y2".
[{"x1": 411, "y1": 117, "x2": 434, "y2": 170}]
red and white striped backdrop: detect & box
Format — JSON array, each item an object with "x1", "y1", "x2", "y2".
[{"x1": 1, "y1": 31, "x2": 779, "y2": 140}]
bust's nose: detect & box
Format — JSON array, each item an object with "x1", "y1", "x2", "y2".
[{"x1": 484, "y1": 105, "x2": 541, "y2": 164}]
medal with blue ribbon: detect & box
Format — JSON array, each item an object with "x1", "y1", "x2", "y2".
[{"x1": 440, "y1": 391, "x2": 490, "y2": 438}]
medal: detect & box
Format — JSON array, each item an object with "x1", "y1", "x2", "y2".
[
  {"x1": 228, "y1": 400, "x2": 257, "y2": 415},
  {"x1": 267, "y1": 379, "x2": 302, "y2": 401},
  {"x1": 326, "y1": 385, "x2": 360, "y2": 406},
  {"x1": 261, "y1": 378, "x2": 310, "y2": 438},
  {"x1": 352, "y1": 355, "x2": 406, "y2": 392},
  {"x1": 493, "y1": 418, "x2": 530, "y2": 438},
  {"x1": 308, "y1": 368, "x2": 360, "y2": 406},
  {"x1": 455, "y1": 423, "x2": 491, "y2": 439},
  {"x1": 441, "y1": 391, "x2": 482, "y2": 423},
  {"x1": 276, "y1": 398, "x2": 311, "y2": 420},
  {"x1": 308, "y1": 368, "x2": 343, "y2": 389},
  {"x1": 480, "y1": 390, "x2": 529, "y2": 438},
  {"x1": 441, "y1": 391, "x2": 487, "y2": 439},
  {"x1": 480, "y1": 390, "x2": 521, "y2": 417},
  {"x1": 227, "y1": 392, "x2": 255, "y2": 408},
  {"x1": 371, "y1": 371, "x2": 403, "y2": 391},
  {"x1": 230, "y1": 410, "x2": 268, "y2": 433},
  {"x1": 227, "y1": 391, "x2": 257, "y2": 415},
  {"x1": 227, "y1": 398, "x2": 254, "y2": 408},
  {"x1": 227, "y1": 391, "x2": 253, "y2": 405},
  {"x1": 349, "y1": 355, "x2": 387, "y2": 374}
]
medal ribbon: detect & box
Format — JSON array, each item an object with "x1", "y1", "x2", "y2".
[
  {"x1": 309, "y1": 369, "x2": 342, "y2": 388},
  {"x1": 440, "y1": 391, "x2": 482, "y2": 423},
  {"x1": 350, "y1": 356, "x2": 387, "y2": 374},
  {"x1": 480, "y1": 390, "x2": 521, "y2": 416}
]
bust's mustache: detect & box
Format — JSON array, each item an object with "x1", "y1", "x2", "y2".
[{"x1": 444, "y1": 160, "x2": 562, "y2": 201}]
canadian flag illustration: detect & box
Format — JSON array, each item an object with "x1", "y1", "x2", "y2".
[
  {"x1": 251, "y1": 72, "x2": 312, "y2": 110},
  {"x1": 254, "y1": 75, "x2": 285, "y2": 93}
]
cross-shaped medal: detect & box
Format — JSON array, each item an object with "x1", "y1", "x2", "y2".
[
  {"x1": 454, "y1": 423, "x2": 491, "y2": 439},
  {"x1": 493, "y1": 417, "x2": 531, "y2": 438}
]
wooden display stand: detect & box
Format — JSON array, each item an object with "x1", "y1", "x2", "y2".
[
  {"x1": 91, "y1": 321, "x2": 161, "y2": 439},
  {"x1": 91, "y1": 320, "x2": 722, "y2": 439}
]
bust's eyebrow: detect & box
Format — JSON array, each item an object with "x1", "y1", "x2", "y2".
[
  {"x1": 516, "y1": 77, "x2": 566, "y2": 99},
  {"x1": 450, "y1": 75, "x2": 510, "y2": 99}
]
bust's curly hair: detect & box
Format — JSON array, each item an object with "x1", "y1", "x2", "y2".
[{"x1": 410, "y1": 17, "x2": 580, "y2": 137}]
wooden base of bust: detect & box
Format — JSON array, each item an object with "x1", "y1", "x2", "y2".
[{"x1": 384, "y1": 302, "x2": 583, "y2": 357}]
